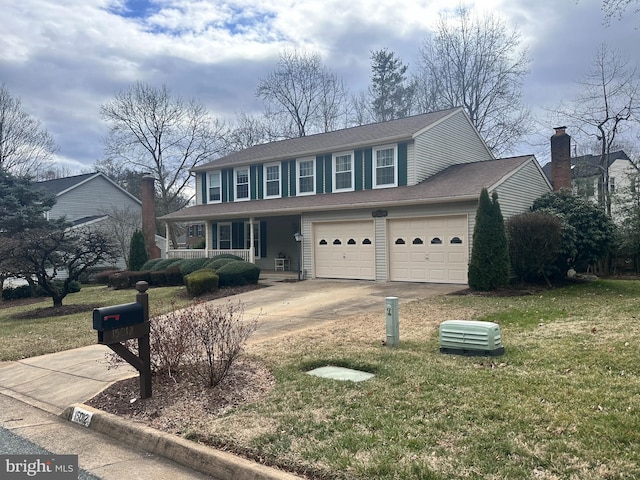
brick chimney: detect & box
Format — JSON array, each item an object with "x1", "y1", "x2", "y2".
[
  {"x1": 141, "y1": 174, "x2": 161, "y2": 259},
  {"x1": 550, "y1": 126, "x2": 572, "y2": 191}
]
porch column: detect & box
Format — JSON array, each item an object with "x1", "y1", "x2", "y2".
[
  {"x1": 205, "y1": 220, "x2": 211, "y2": 257},
  {"x1": 249, "y1": 217, "x2": 255, "y2": 264},
  {"x1": 164, "y1": 223, "x2": 170, "y2": 258}
]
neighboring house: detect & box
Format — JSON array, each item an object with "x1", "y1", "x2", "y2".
[
  {"x1": 35, "y1": 172, "x2": 164, "y2": 270},
  {"x1": 160, "y1": 107, "x2": 551, "y2": 284}
]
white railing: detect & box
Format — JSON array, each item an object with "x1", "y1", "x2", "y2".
[{"x1": 167, "y1": 249, "x2": 252, "y2": 262}]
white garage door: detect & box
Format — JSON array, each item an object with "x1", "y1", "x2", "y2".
[
  {"x1": 389, "y1": 215, "x2": 468, "y2": 283},
  {"x1": 314, "y1": 221, "x2": 375, "y2": 280}
]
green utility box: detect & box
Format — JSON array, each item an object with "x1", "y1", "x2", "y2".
[{"x1": 439, "y1": 320, "x2": 505, "y2": 356}]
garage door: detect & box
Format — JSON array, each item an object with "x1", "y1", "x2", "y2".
[
  {"x1": 314, "y1": 221, "x2": 375, "y2": 280},
  {"x1": 389, "y1": 215, "x2": 468, "y2": 283}
]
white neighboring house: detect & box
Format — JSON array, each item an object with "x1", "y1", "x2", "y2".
[
  {"x1": 34, "y1": 172, "x2": 165, "y2": 276},
  {"x1": 542, "y1": 150, "x2": 638, "y2": 221}
]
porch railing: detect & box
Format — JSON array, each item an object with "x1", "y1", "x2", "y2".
[{"x1": 167, "y1": 249, "x2": 252, "y2": 262}]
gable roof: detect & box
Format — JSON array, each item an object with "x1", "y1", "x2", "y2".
[
  {"x1": 35, "y1": 172, "x2": 142, "y2": 204},
  {"x1": 192, "y1": 107, "x2": 467, "y2": 172},
  {"x1": 541, "y1": 150, "x2": 633, "y2": 179},
  {"x1": 161, "y1": 156, "x2": 534, "y2": 222}
]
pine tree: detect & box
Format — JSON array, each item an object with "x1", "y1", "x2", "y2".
[
  {"x1": 369, "y1": 49, "x2": 414, "y2": 122},
  {"x1": 468, "y1": 189, "x2": 509, "y2": 290},
  {"x1": 129, "y1": 230, "x2": 148, "y2": 271}
]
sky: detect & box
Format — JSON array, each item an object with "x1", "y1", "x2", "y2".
[{"x1": 1, "y1": 0, "x2": 639, "y2": 172}]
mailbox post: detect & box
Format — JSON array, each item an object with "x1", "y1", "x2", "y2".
[{"x1": 93, "y1": 281, "x2": 152, "y2": 399}]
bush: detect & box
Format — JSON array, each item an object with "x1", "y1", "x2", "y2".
[
  {"x1": 211, "y1": 254, "x2": 244, "y2": 261},
  {"x1": 129, "y1": 230, "x2": 148, "y2": 271},
  {"x1": 150, "y1": 259, "x2": 182, "y2": 271},
  {"x1": 2, "y1": 280, "x2": 81, "y2": 300},
  {"x1": 140, "y1": 258, "x2": 164, "y2": 271},
  {"x1": 109, "y1": 271, "x2": 134, "y2": 290},
  {"x1": 217, "y1": 261, "x2": 261, "y2": 287},
  {"x1": 165, "y1": 264, "x2": 184, "y2": 286},
  {"x1": 205, "y1": 258, "x2": 238, "y2": 270},
  {"x1": 179, "y1": 258, "x2": 211, "y2": 276},
  {"x1": 130, "y1": 270, "x2": 152, "y2": 285},
  {"x1": 184, "y1": 269, "x2": 219, "y2": 296},
  {"x1": 96, "y1": 270, "x2": 120, "y2": 285},
  {"x1": 150, "y1": 270, "x2": 167, "y2": 286}
]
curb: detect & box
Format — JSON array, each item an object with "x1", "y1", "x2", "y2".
[{"x1": 61, "y1": 403, "x2": 303, "y2": 480}]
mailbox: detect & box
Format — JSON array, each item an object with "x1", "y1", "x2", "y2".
[{"x1": 93, "y1": 302, "x2": 144, "y2": 331}]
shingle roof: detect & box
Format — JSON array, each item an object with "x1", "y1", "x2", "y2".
[
  {"x1": 34, "y1": 172, "x2": 99, "y2": 195},
  {"x1": 161, "y1": 156, "x2": 533, "y2": 222},
  {"x1": 192, "y1": 107, "x2": 463, "y2": 171},
  {"x1": 541, "y1": 150, "x2": 632, "y2": 179}
]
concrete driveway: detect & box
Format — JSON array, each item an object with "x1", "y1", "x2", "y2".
[{"x1": 206, "y1": 278, "x2": 466, "y2": 343}]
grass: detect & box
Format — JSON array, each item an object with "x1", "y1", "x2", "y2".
[
  {"x1": 0, "y1": 284, "x2": 189, "y2": 361},
  {"x1": 2, "y1": 279, "x2": 639, "y2": 479}
]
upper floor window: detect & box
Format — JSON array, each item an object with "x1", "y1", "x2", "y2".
[
  {"x1": 374, "y1": 145, "x2": 397, "y2": 188},
  {"x1": 264, "y1": 163, "x2": 281, "y2": 198},
  {"x1": 609, "y1": 177, "x2": 616, "y2": 193},
  {"x1": 333, "y1": 151, "x2": 354, "y2": 192},
  {"x1": 235, "y1": 167, "x2": 250, "y2": 201},
  {"x1": 208, "y1": 171, "x2": 221, "y2": 203},
  {"x1": 297, "y1": 157, "x2": 315, "y2": 195}
]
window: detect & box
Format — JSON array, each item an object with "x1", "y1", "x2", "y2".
[
  {"x1": 208, "y1": 171, "x2": 221, "y2": 203},
  {"x1": 450, "y1": 237, "x2": 463, "y2": 244},
  {"x1": 235, "y1": 167, "x2": 250, "y2": 201},
  {"x1": 264, "y1": 163, "x2": 281, "y2": 198},
  {"x1": 297, "y1": 158, "x2": 315, "y2": 195},
  {"x1": 374, "y1": 145, "x2": 397, "y2": 188},
  {"x1": 218, "y1": 223, "x2": 231, "y2": 249},
  {"x1": 333, "y1": 152, "x2": 354, "y2": 192},
  {"x1": 609, "y1": 177, "x2": 616, "y2": 193}
]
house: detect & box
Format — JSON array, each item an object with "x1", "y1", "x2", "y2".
[
  {"x1": 159, "y1": 107, "x2": 551, "y2": 284},
  {"x1": 542, "y1": 148, "x2": 637, "y2": 219},
  {"x1": 35, "y1": 172, "x2": 165, "y2": 269}
]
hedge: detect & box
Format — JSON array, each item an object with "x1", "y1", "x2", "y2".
[
  {"x1": 179, "y1": 258, "x2": 211, "y2": 276},
  {"x1": 184, "y1": 269, "x2": 219, "y2": 296},
  {"x1": 216, "y1": 261, "x2": 261, "y2": 287}
]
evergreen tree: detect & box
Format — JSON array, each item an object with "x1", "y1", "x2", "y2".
[
  {"x1": 468, "y1": 189, "x2": 509, "y2": 290},
  {"x1": 129, "y1": 230, "x2": 148, "y2": 271},
  {"x1": 369, "y1": 48, "x2": 414, "y2": 122}
]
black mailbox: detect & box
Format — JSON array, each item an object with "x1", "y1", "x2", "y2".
[{"x1": 93, "y1": 302, "x2": 144, "y2": 331}]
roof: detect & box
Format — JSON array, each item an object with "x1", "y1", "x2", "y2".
[
  {"x1": 541, "y1": 150, "x2": 633, "y2": 179},
  {"x1": 161, "y1": 156, "x2": 534, "y2": 222},
  {"x1": 192, "y1": 107, "x2": 464, "y2": 171},
  {"x1": 34, "y1": 172, "x2": 142, "y2": 204}
]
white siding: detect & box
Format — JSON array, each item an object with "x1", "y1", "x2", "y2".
[
  {"x1": 375, "y1": 217, "x2": 387, "y2": 281},
  {"x1": 493, "y1": 160, "x2": 552, "y2": 219},
  {"x1": 195, "y1": 173, "x2": 203, "y2": 205},
  {"x1": 414, "y1": 110, "x2": 493, "y2": 184},
  {"x1": 49, "y1": 176, "x2": 141, "y2": 223},
  {"x1": 406, "y1": 141, "x2": 416, "y2": 186}
]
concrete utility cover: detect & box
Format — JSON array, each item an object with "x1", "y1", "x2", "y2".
[{"x1": 306, "y1": 366, "x2": 375, "y2": 382}]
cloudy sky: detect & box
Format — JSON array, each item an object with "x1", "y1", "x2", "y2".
[{"x1": 1, "y1": 0, "x2": 638, "y2": 171}]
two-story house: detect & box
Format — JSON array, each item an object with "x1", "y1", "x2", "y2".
[{"x1": 160, "y1": 107, "x2": 551, "y2": 284}]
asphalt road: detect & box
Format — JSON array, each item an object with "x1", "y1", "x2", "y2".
[{"x1": 0, "y1": 426, "x2": 101, "y2": 480}]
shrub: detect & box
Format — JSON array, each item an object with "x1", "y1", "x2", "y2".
[
  {"x1": 149, "y1": 270, "x2": 167, "y2": 286},
  {"x1": 468, "y1": 188, "x2": 509, "y2": 291},
  {"x1": 205, "y1": 258, "x2": 238, "y2": 270},
  {"x1": 211, "y1": 253, "x2": 244, "y2": 261},
  {"x1": 179, "y1": 258, "x2": 211, "y2": 276},
  {"x1": 140, "y1": 258, "x2": 164, "y2": 271},
  {"x1": 96, "y1": 270, "x2": 120, "y2": 285},
  {"x1": 109, "y1": 271, "x2": 133, "y2": 290},
  {"x1": 129, "y1": 230, "x2": 148, "y2": 271},
  {"x1": 184, "y1": 269, "x2": 219, "y2": 296},
  {"x1": 150, "y1": 259, "x2": 182, "y2": 271},
  {"x1": 2, "y1": 284, "x2": 35, "y2": 300},
  {"x1": 165, "y1": 264, "x2": 184, "y2": 286},
  {"x1": 129, "y1": 270, "x2": 152, "y2": 285},
  {"x1": 217, "y1": 261, "x2": 261, "y2": 287}
]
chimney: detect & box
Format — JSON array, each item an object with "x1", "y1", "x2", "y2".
[
  {"x1": 141, "y1": 174, "x2": 161, "y2": 259},
  {"x1": 550, "y1": 126, "x2": 572, "y2": 191}
]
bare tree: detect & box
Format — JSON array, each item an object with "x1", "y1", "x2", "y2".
[
  {"x1": 601, "y1": 0, "x2": 640, "y2": 24},
  {"x1": 553, "y1": 44, "x2": 639, "y2": 216},
  {"x1": 414, "y1": 6, "x2": 531, "y2": 155},
  {"x1": 257, "y1": 49, "x2": 348, "y2": 138},
  {"x1": 0, "y1": 84, "x2": 57, "y2": 178},
  {"x1": 101, "y1": 82, "x2": 227, "y2": 246},
  {"x1": 98, "y1": 205, "x2": 141, "y2": 269}
]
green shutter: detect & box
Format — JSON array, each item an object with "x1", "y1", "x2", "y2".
[
  {"x1": 364, "y1": 149, "x2": 373, "y2": 189},
  {"x1": 289, "y1": 160, "x2": 296, "y2": 196},
  {"x1": 232, "y1": 222, "x2": 244, "y2": 249},
  {"x1": 260, "y1": 221, "x2": 267, "y2": 258},
  {"x1": 201, "y1": 173, "x2": 207, "y2": 204},
  {"x1": 281, "y1": 161, "x2": 289, "y2": 197},
  {"x1": 250, "y1": 165, "x2": 258, "y2": 200},
  {"x1": 324, "y1": 155, "x2": 332, "y2": 192},
  {"x1": 221, "y1": 169, "x2": 228, "y2": 202},
  {"x1": 398, "y1": 143, "x2": 408, "y2": 186},
  {"x1": 316, "y1": 155, "x2": 324, "y2": 193},
  {"x1": 355, "y1": 150, "x2": 363, "y2": 191},
  {"x1": 212, "y1": 223, "x2": 217, "y2": 249},
  {"x1": 257, "y1": 165, "x2": 264, "y2": 199},
  {"x1": 226, "y1": 169, "x2": 234, "y2": 201}
]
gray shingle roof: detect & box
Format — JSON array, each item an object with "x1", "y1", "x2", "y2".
[
  {"x1": 192, "y1": 107, "x2": 462, "y2": 171},
  {"x1": 161, "y1": 156, "x2": 533, "y2": 222},
  {"x1": 541, "y1": 150, "x2": 633, "y2": 179},
  {"x1": 35, "y1": 172, "x2": 99, "y2": 195}
]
